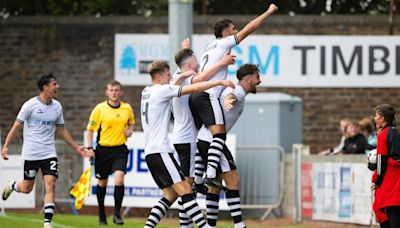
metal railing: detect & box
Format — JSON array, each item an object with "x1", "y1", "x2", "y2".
[{"x1": 236, "y1": 145, "x2": 285, "y2": 220}]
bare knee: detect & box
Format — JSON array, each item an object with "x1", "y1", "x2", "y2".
[
  {"x1": 97, "y1": 179, "x2": 108, "y2": 187},
  {"x1": 45, "y1": 183, "x2": 56, "y2": 196},
  {"x1": 114, "y1": 171, "x2": 125, "y2": 186},
  {"x1": 209, "y1": 125, "x2": 226, "y2": 135},
  {"x1": 222, "y1": 172, "x2": 240, "y2": 190},
  {"x1": 45, "y1": 180, "x2": 56, "y2": 189},
  {"x1": 162, "y1": 188, "x2": 178, "y2": 203},
  {"x1": 208, "y1": 186, "x2": 220, "y2": 195},
  {"x1": 20, "y1": 183, "x2": 34, "y2": 193},
  {"x1": 230, "y1": 175, "x2": 240, "y2": 189}
]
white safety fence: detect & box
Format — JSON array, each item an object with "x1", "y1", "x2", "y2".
[{"x1": 293, "y1": 144, "x2": 376, "y2": 225}]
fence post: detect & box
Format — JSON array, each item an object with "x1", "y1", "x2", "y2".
[
  {"x1": 293, "y1": 144, "x2": 310, "y2": 223},
  {"x1": 0, "y1": 125, "x2": 4, "y2": 215}
]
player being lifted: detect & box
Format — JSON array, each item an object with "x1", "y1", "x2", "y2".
[
  {"x1": 189, "y1": 3, "x2": 278, "y2": 190},
  {"x1": 171, "y1": 41, "x2": 235, "y2": 227},
  {"x1": 196, "y1": 64, "x2": 261, "y2": 228},
  {"x1": 141, "y1": 60, "x2": 234, "y2": 228}
]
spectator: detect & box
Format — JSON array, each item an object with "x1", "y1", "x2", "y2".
[
  {"x1": 340, "y1": 120, "x2": 375, "y2": 154},
  {"x1": 359, "y1": 116, "x2": 377, "y2": 154},
  {"x1": 319, "y1": 118, "x2": 351, "y2": 155}
]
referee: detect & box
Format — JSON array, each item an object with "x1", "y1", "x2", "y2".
[{"x1": 86, "y1": 80, "x2": 135, "y2": 225}]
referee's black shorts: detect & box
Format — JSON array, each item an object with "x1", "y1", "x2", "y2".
[{"x1": 94, "y1": 145, "x2": 129, "y2": 179}]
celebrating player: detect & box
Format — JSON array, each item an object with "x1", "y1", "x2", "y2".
[
  {"x1": 196, "y1": 64, "x2": 261, "y2": 228},
  {"x1": 171, "y1": 45, "x2": 235, "y2": 227},
  {"x1": 189, "y1": 3, "x2": 278, "y2": 190},
  {"x1": 1, "y1": 74, "x2": 93, "y2": 228},
  {"x1": 141, "y1": 60, "x2": 234, "y2": 228}
]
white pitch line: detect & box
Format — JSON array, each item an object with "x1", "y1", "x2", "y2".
[{"x1": 1, "y1": 214, "x2": 75, "y2": 228}]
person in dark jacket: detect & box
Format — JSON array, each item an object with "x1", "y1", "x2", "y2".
[{"x1": 340, "y1": 120, "x2": 375, "y2": 154}]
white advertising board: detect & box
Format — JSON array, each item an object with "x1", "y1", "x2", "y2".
[
  {"x1": 311, "y1": 162, "x2": 372, "y2": 225},
  {"x1": 83, "y1": 132, "x2": 236, "y2": 210},
  {"x1": 115, "y1": 34, "x2": 400, "y2": 87}
]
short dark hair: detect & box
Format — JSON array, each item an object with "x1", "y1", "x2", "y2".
[
  {"x1": 148, "y1": 60, "x2": 169, "y2": 79},
  {"x1": 213, "y1": 19, "x2": 234, "y2": 38},
  {"x1": 236, "y1": 64, "x2": 259, "y2": 81},
  {"x1": 37, "y1": 73, "x2": 57, "y2": 91},
  {"x1": 175, "y1": 49, "x2": 194, "y2": 68},
  {"x1": 106, "y1": 80, "x2": 122, "y2": 90},
  {"x1": 375, "y1": 104, "x2": 396, "y2": 126}
]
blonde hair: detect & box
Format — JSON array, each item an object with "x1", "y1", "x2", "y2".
[
  {"x1": 359, "y1": 117, "x2": 374, "y2": 134},
  {"x1": 148, "y1": 60, "x2": 169, "y2": 79}
]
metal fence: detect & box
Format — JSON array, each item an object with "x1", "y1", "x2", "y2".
[{"x1": 236, "y1": 145, "x2": 285, "y2": 220}]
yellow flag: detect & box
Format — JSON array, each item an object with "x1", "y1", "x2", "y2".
[{"x1": 70, "y1": 165, "x2": 92, "y2": 210}]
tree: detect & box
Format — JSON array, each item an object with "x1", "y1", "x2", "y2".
[
  {"x1": 119, "y1": 46, "x2": 136, "y2": 73},
  {"x1": 0, "y1": 0, "x2": 395, "y2": 17}
]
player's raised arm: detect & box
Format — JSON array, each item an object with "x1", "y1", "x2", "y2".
[
  {"x1": 171, "y1": 69, "x2": 197, "y2": 85},
  {"x1": 181, "y1": 79, "x2": 234, "y2": 95},
  {"x1": 192, "y1": 52, "x2": 236, "y2": 83},
  {"x1": 236, "y1": 3, "x2": 278, "y2": 44},
  {"x1": 181, "y1": 38, "x2": 190, "y2": 49}
]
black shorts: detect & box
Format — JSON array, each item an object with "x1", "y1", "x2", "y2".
[
  {"x1": 94, "y1": 145, "x2": 129, "y2": 179},
  {"x1": 24, "y1": 157, "x2": 59, "y2": 180},
  {"x1": 146, "y1": 153, "x2": 185, "y2": 189},
  {"x1": 197, "y1": 139, "x2": 236, "y2": 174},
  {"x1": 189, "y1": 92, "x2": 225, "y2": 130},
  {"x1": 174, "y1": 143, "x2": 196, "y2": 177}
]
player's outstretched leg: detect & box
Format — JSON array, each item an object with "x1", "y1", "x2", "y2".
[
  {"x1": 2, "y1": 179, "x2": 18, "y2": 200},
  {"x1": 194, "y1": 151, "x2": 205, "y2": 185},
  {"x1": 178, "y1": 197, "x2": 194, "y2": 228},
  {"x1": 205, "y1": 134, "x2": 225, "y2": 188},
  {"x1": 226, "y1": 189, "x2": 246, "y2": 228},
  {"x1": 144, "y1": 197, "x2": 172, "y2": 228},
  {"x1": 43, "y1": 203, "x2": 55, "y2": 228},
  {"x1": 181, "y1": 193, "x2": 210, "y2": 228},
  {"x1": 206, "y1": 192, "x2": 220, "y2": 228}
]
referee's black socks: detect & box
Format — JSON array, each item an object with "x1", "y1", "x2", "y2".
[
  {"x1": 96, "y1": 185, "x2": 107, "y2": 221},
  {"x1": 114, "y1": 185, "x2": 124, "y2": 217}
]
